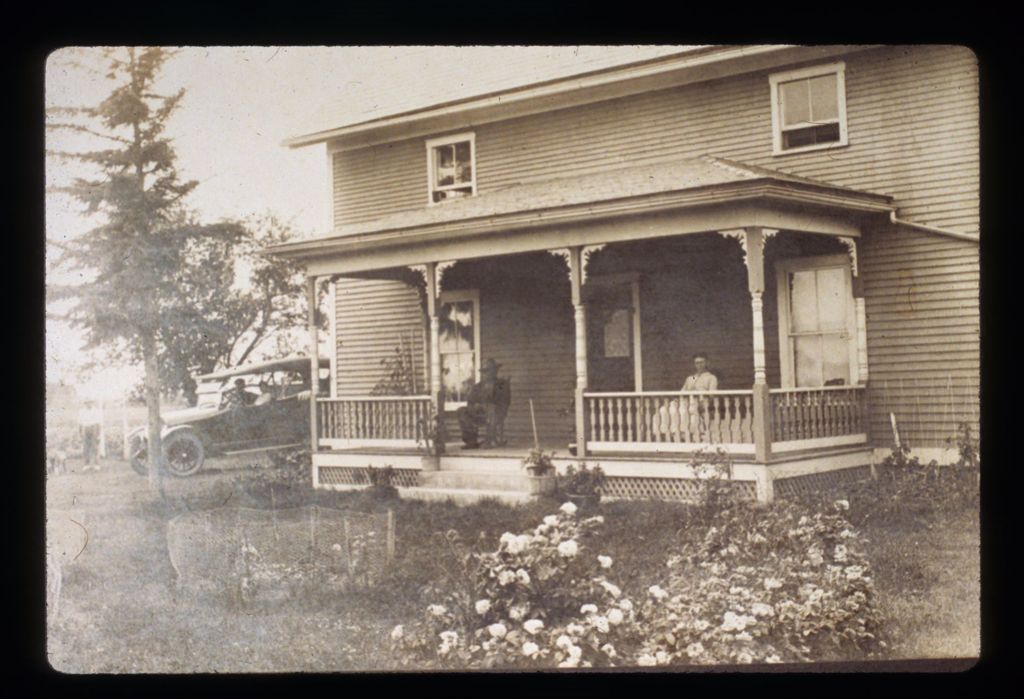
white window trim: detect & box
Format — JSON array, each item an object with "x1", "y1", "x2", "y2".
[
  {"x1": 426, "y1": 132, "x2": 477, "y2": 205},
  {"x1": 587, "y1": 272, "x2": 643, "y2": 392},
  {"x1": 438, "y1": 289, "x2": 481, "y2": 410},
  {"x1": 775, "y1": 254, "x2": 859, "y2": 388},
  {"x1": 769, "y1": 61, "x2": 848, "y2": 156}
]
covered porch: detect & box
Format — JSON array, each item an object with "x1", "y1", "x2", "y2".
[{"x1": 275, "y1": 157, "x2": 892, "y2": 501}]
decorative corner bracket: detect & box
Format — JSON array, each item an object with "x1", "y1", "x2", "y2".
[
  {"x1": 581, "y1": 243, "x2": 606, "y2": 285},
  {"x1": 837, "y1": 237, "x2": 858, "y2": 277},
  {"x1": 719, "y1": 230, "x2": 748, "y2": 268},
  {"x1": 436, "y1": 260, "x2": 457, "y2": 291},
  {"x1": 547, "y1": 248, "x2": 571, "y2": 283},
  {"x1": 407, "y1": 264, "x2": 428, "y2": 286}
]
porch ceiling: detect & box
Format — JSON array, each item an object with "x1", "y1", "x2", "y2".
[{"x1": 269, "y1": 155, "x2": 894, "y2": 275}]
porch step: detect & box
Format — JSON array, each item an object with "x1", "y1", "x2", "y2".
[
  {"x1": 420, "y1": 469, "x2": 529, "y2": 491},
  {"x1": 399, "y1": 486, "x2": 533, "y2": 506}
]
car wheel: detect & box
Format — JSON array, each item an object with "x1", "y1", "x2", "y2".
[
  {"x1": 129, "y1": 434, "x2": 149, "y2": 476},
  {"x1": 162, "y1": 431, "x2": 205, "y2": 477}
]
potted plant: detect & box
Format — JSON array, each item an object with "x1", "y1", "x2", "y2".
[
  {"x1": 417, "y1": 410, "x2": 445, "y2": 471},
  {"x1": 559, "y1": 463, "x2": 606, "y2": 508},
  {"x1": 521, "y1": 448, "x2": 558, "y2": 496}
]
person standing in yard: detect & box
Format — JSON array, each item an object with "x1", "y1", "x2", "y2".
[
  {"x1": 681, "y1": 353, "x2": 718, "y2": 441},
  {"x1": 78, "y1": 399, "x2": 102, "y2": 471}
]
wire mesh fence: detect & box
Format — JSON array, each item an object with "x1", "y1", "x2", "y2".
[{"x1": 166, "y1": 506, "x2": 394, "y2": 601}]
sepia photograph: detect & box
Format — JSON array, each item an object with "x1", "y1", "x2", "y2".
[{"x1": 44, "y1": 45, "x2": 980, "y2": 673}]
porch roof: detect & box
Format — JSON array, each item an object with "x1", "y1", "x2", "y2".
[{"x1": 268, "y1": 155, "x2": 895, "y2": 270}]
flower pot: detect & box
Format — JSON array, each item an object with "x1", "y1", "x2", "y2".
[
  {"x1": 565, "y1": 492, "x2": 599, "y2": 509},
  {"x1": 568, "y1": 443, "x2": 578, "y2": 456},
  {"x1": 526, "y1": 474, "x2": 557, "y2": 496}
]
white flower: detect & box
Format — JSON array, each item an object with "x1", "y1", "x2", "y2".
[
  {"x1": 737, "y1": 651, "x2": 754, "y2": 664},
  {"x1": 558, "y1": 657, "x2": 580, "y2": 668},
  {"x1": 834, "y1": 544, "x2": 849, "y2": 563},
  {"x1": 428, "y1": 604, "x2": 447, "y2": 617},
  {"x1": 390, "y1": 625, "x2": 404, "y2": 641},
  {"x1": 331, "y1": 543, "x2": 342, "y2": 552},
  {"x1": 475, "y1": 599, "x2": 492, "y2": 615},
  {"x1": 488, "y1": 623, "x2": 508, "y2": 639},
  {"x1": 505, "y1": 534, "x2": 530, "y2": 555},
  {"x1": 568, "y1": 644, "x2": 583, "y2": 660},
  {"x1": 721, "y1": 611, "x2": 755, "y2": 632},
  {"x1": 655, "y1": 650, "x2": 669, "y2": 665},
  {"x1": 523, "y1": 619, "x2": 544, "y2": 635},
  {"x1": 735, "y1": 631, "x2": 753, "y2": 642},
  {"x1": 543, "y1": 515, "x2": 559, "y2": 526},
  {"x1": 686, "y1": 642, "x2": 704, "y2": 658},
  {"x1": 648, "y1": 585, "x2": 669, "y2": 600},
  {"x1": 567, "y1": 623, "x2": 585, "y2": 636},
  {"x1": 637, "y1": 653, "x2": 658, "y2": 667},
  {"x1": 560, "y1": 501, "x2": 578, "y2": 516},
  {"x1": 840, "y1": 528, "x2": 855, "y2": 539},
  {"x1": 500, "y1": 532, "x2": 516, "y2": 547},
  {"x1": 593, "y1": 615, "x2": 610, "y2": 633},
  {"x1": 618, "y1": 599, "x2": 634, "y2": 611},
  {"x1": 555, "y1": 634, "x2": 573, "y2": 649},
  {"x1": 601, "y1": 643, "x2": 617, "y2": 658},
  {"x1": 439, "y1": 630, "x2": 458, "y2": 644},
  {"x1": 509, "y1": 604, "x2": 527, "y2": 621},
  {"x1": 766, "y1": 654, "x2": 782, "y2": 664},
  {"x1": 516, "y1": 568, "x2": 531, "y2": 585},
  {"x1": 522, "y1": 641, "x2": 540, "y2": 657},
  {"x1": 763, "y1": 577, "x2": 783, "y2": 590},
  {"x1": 498, "y1": 570, "x2": 517, "y2": 586},
  {"x1": 607, "y1": 608, "x2": 624, "y2": 625},
  {"x1": 750, "y1": 602, "x2": 775, "y2": 618},
  {"x1": 844, "y1": 565, "x2": 865, "y2": 580},
  {"x1": 693, "y1": 619, "x2": 710, "y2": 632},
  {"x1": 600, "y1": 581, "x2": 622, "y2": 598},
  {"x1": 557, "y1": 540, "x2": 579, "y2": 558},
  {"x1": 834, "y1": 499, "x2": 850, "y2": 511},
  {"x1": 581, "y1": 603, "x2": 598, "y2": 615},
  {"x1": 598, "y1": 555, "x2": 613, "y2": 569}
]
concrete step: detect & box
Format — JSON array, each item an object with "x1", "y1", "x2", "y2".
[
  {"x1": 398, "y1": 486, "x2": 533, "y2": 506},
  {"x1": 439, "y1": 455, "x2": 524, "y2": 473},
  {"x1": 420, "y1": 470, "x2": 529, "y2": 491}
]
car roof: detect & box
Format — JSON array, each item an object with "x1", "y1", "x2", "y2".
[{"x1": 195, "y1": 356, "x2": 330, "y2": 382}]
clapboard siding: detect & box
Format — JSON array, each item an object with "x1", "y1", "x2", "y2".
[
  {"x1": 332, "y1": 46, "x2": 978, "y2": 237},
  {"x1": 860, "y1": 226, "x2": 979, "y2": 447},
  {"x1": 334, "y1": 277, "x2": 427, "y2": 395}
]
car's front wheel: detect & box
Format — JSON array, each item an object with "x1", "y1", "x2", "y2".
[{"x1": 162, "y1": 431, "x2": 205, "y2": 477}]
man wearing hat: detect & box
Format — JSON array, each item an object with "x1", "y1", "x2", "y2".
[{"x1": 457, "y1": 359, "x2": 510, "y2": 448}]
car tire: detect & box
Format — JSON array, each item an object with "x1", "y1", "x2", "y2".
[{"x1": 162, "y1": 431, "x2": 205, "y2": 477}]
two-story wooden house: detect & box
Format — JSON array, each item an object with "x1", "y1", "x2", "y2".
[{"x1": 270, "y1": 45, "x2": 979, "y2": 503}]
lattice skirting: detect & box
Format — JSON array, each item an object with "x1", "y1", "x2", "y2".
[
  {"x1": 318, "y1": 466, "x2": 421, "y2": 489},
  {"x1": 601, "y1": 476, "x2": 758, "y2": 503},
  {"x1": 773, "y1": 465, "x2": 872, "y2": 500}
]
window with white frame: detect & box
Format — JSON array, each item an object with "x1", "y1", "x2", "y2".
[
  {"x1": 770, "y1": 62, "x2": 848, "y2": 154},
  {"x1": 776, "y1": 255, "x2": 858, "y2": 388},
  {"x1": 438, "y1": 290, "x2": 480, "y2": 407},
  {"x1": 426, "y1": 133, "x2": 476, "y2": 204}
]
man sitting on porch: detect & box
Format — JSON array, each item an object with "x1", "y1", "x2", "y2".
[
  {"x1": 457, "y1": 359, "x2": 510, "y2": 449},
  {"x1": 682, "y1": 353, "x2": 718, "y2": 441}
]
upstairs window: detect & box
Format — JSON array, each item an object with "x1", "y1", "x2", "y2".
[
  {"x1": 770, "y1": 62, "x2": 848, "y2": 155},
  {"x1": 426, "y1": 133, "x2": 476, "y2": 204}
]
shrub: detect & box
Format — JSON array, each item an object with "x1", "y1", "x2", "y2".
[
  {"x1": 390, "y1": 501, "x2": 639, "y2": 669},
  {"x1": 235, "y1": 448, "x2": 312, "y2": 508},
  {"x1": 366, "y1": 465, "x2": 399, "y2": 500},
  {"x1": 558, "y1": 463, "x2": 606, "y2": 503},
  {"x1": 632, "y1": 498, "x2": 887, "y2": 666}
]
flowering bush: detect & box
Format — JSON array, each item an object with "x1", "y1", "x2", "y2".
[
  {"x1": 390, "y1": 501, "x2": 641, "y2": 668},
  {"x1": 632, "y1": 498, "x2": 886, "y2": 665}
]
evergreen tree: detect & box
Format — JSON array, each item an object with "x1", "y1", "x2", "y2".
[{"x1": 47, "y1": 47, "x2": 242, "y2": 490}]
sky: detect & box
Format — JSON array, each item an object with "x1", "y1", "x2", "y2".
[{"x1": 45, "y1": 45, "x2": 693, "y2": 400}]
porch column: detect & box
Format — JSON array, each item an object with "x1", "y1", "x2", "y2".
[
  {"x1": 743, "y1": 228, "x2": 772, "y2": 464},
  {"x1": 424, "y1": 262, "x2": 443, "y2": 414},
  {"x1": 307, "y1": 275, "x2": 320, "y2": 452},
  {"x1": 569, "y1": 246, "x2": 589, "y2": 457}
]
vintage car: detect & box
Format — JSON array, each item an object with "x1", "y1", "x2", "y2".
[{"x1": 128, "y1": 356, "x2": 329, "y2": 476}]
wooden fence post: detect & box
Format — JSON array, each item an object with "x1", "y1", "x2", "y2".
[{"x1": 386, "y1": 509, "x2": 395, "y2": 566}]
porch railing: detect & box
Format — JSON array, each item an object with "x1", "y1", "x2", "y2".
[
  {"x1": 769, "y1": 386, "x2": 867, "y2": 448},
  {"x1": 317, "y1": 396, "x2": 432, "y2": 447},
  {"x1": 584, "y1": 391, "x2": 755, "y2": 452}
]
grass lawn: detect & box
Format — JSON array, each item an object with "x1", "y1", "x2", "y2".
[{"x1": 45, "y1": 458, "x2": 980, "y2": 672}]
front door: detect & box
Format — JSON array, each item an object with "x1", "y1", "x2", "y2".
[{"x1": 586, "y1": 277, "x2": 640, "y2": 392}]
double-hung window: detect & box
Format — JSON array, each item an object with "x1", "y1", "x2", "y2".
[
  {"x1": 438, "y1": 290, "x2": 480, "y2": 408},
  {"x1": 776, "y1": 255, "x2": 859, "y2": 388},
  {"x1": 426, "y1": 133, "x2": 476, "y2": 204},
  {"x1": 770, "y1": 62, "x2": 848, "y2": 154}
]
